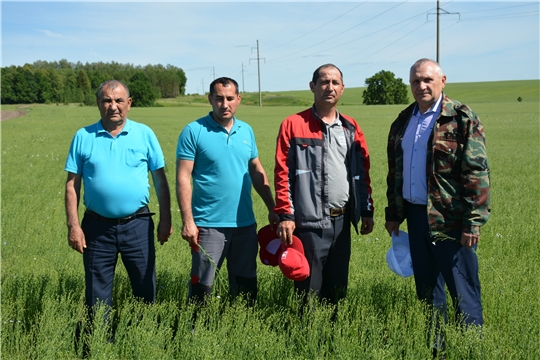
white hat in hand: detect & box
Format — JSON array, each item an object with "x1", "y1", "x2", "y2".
[{"x1": 386, "y1": 230, "x2": 413, "y2": 277}]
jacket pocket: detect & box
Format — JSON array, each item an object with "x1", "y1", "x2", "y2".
[
  {"x1": 433, "y1": 140, "x2": 461, "y2": 174},
  {"x1": 294, "y1": 143, "x2": 322, "y2": 221}
]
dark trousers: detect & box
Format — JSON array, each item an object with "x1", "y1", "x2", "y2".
[
  {"x1": 81, "y1": 214, "x2": 156, "y2": 310},
  {"x1": 294, "y1": 211, "x2": 351, "y2": 305},
  {"x1": 405, "y1": 201, "x2": 483, "y2": 326},
  {"x1": 189, "y1": 225, "x2": 258, "y2": 304}
]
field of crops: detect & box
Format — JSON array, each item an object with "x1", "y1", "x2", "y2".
[{"x1": 1, "y1": 81, "x2": 539, "y2": 359}]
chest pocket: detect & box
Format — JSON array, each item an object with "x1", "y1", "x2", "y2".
[
  {"x1": 433, "y1": 130, "x2": 463, "y2": 174},
  {"x1": 126, "y1": 148, "x2": 147, "y2": 167}
]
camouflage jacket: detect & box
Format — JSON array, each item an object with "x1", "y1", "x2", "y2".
[{"x1": 385, "y1": 94, "x2": 490, "y2": 236}]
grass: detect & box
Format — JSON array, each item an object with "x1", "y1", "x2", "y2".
[
  {"x1": 1, "y1": 80, "x2": 539, "y2": 359},
  {"x1": 163, "y1": 79, "x2": 539, "y2": 107}
]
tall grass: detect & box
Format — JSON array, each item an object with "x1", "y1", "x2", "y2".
[{"x1": 1, "y1": 85, "x2": 539, "y2": 358}]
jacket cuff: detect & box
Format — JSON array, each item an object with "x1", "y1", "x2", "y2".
[
  {"x1": 384, "y1": 207, "x2": 399, "y2": 222},
  {"x1": 463, "y1": 225, "x2": 481, "y2": 236},
  {"x1": 279, "y1": 214, "x2": 295, "y2": 222},
  {"x1": 361, "y1": 210, "x2": 374, "y2": 218}
]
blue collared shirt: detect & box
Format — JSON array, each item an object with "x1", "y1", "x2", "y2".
[
  {"x1": 401, "y1": 95, "x2": 442, "y2": 205},
  {"x1": 65, "y1": 119, "x2": 165, "y2": 218},
  {"x1": 176, "y1": 112, "x2": 259, "y2": 227}
]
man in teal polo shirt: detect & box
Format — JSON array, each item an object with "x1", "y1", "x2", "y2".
[
  {"x1": 65, "y1": 80, "x2": 172, "y2": 318},
  {"x1": 176, "y1": 77, "x2": 278, "y2": 305}
]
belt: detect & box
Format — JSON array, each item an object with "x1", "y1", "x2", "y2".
[
  {"x1": 329, "y1": 205, "x2": 347, "y2": 217},
  {"x1": 85, "y1": 206, "x2": 155, "y2": 224}
]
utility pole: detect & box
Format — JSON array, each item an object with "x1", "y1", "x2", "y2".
[
  {"x1": 250, "y1": 40, "x2": 265, "y2": 107},
  {"x1": 428, "y1": 1, "x2": 460, "y2": 64},
  {"x1": 437, "y1": 0, "x2": 440, "y2": 63},
  {"x1": 201, "y1": 78, "x2": 204, "y2": 95},
  {"x1": 241, "y1": 63, "x2": 245, "y2": 93},
  {"x1": 212, "y1": 67, "x2": 216, "y2": 80}
]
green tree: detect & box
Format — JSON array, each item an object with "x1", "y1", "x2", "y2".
[
  {"x1": 13, "y1": 65, "x2": 38, "y2": 104},
  {"x1": 177, "y1": 68, "x2": 187, "y2": 95},
  {"x1": 129, "y1": 72, "x2": 156, "y2": 107},
  {"x1": 76, "y1": 69, "x2": 91, "y2": 93},
  {"x1": 362, "y1": 70, "x2": 408, "y2": 105},
  {"x1": 1, "y1": 66, "x2": 18, "y2": 104}
]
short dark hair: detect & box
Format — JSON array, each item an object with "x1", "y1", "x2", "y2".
[
  {"x1": 311, "y1": 64, "x2": 343, "y2": 84},
  {"x1": 209, "y1": 77, "x2": 239, "y2": 96},
  {"x1": 97, "y1": 80, "x2": 130, "y2": 99}
]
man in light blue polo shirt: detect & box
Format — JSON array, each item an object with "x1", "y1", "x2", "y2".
[
  {"x1": 65, "y1": 80, "x2": 172, "y2": 323},
  {"x1": 176, "y1": 77, "x2": 278, "y2": 306}
]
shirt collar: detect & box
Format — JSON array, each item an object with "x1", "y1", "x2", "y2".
[
  {"x1": 312, "y1": 105, "x2": 341, "y2": 126},
  {"x1": 206, "y1": 112, "x2": 239, "y2": 131},
  {"x1": 97, "y1": 119, "x2": 131, "y2": 135},
  {"x1": 413, "y1": 94, "x2": 443, "y2": 116}
]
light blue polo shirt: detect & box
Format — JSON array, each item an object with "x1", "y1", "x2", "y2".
[
  {"x1": 65, "y1": 119, "x2": 165, "y2": 218},
  {"x1": 176, "y1": 113, "x2": 258, "y2": 227}
]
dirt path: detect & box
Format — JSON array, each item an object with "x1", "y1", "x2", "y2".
[{"x1": 1, "y1": 109, "x2": 28, "y2": 121}]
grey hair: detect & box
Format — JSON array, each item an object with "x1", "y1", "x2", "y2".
[
  {"x1": 96, "y1": 80, "x2": 130, "y2": 99},
  {"x1": 410, "y1": 58, "x2": 443, "y2": 77}
]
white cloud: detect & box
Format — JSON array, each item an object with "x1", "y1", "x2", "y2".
[{"x1": 36, "y1": 29, "x2": 78, "y2": 41}]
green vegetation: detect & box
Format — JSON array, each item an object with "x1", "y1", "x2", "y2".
[
  {"x1": 1, "y1": 80, "x2": 539, "y2": 358},
  {"x1": 155, "y1": 79, "x2": 540, "y2": 108},
  {"x1": 1, "y1": 60, "x2": 187, "y2": 106},
  {"x1": 362, "y1": 70, "x2": 408, "y2": 105}
]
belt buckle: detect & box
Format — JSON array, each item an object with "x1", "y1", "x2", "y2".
[
  {"x1": 330, "y1": 206, "x2": 346, "y2": 216},
  {"x1": 118, "y1": 214, "x2": 134, "y2": 224}
]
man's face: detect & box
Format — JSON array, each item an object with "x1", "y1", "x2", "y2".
[
  {"x1": 208, "y1": 83, "x2": 241, "y2": 124},
  {"x1": 410, "y1": 62, "x2": 446, "y2": 112},
  {"x1": 310, "y1": 67, "x2": 344, "y2": 106},
  {"x1": 97, "y1": 85, "x2": 132, "y2": 125}
]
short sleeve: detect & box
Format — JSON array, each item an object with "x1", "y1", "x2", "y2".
[
  {"x1": 64, "y1": 132, "x2": 83, "y2": 175},
  {"x1": 177, "y1": 124, "x2": 198, "y2": 161},
  {"x1": 145, "y1": 127, "x2": 166, "y2": 171}
]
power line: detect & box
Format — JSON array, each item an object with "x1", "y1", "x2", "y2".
[
  {"x1": 458, "y1": 2, "x2": 538, "y2": 15},
  {"x1": 301, "y1": 11, "x2": 426, "y2": 63},
  {"x1": 460, "y1": 11, "x2": 539, "y2": 21},
  {"x1": 264, "y1": 2, "x2": 338, "y2": 52},
  {"x1": 267, "y1": 1, "x2": 408, "y2": 64}
]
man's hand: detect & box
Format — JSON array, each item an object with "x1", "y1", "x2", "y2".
[
  {"x1": 268, "y1": 211, "x2": 280, "y2": 231},
  {"x1": 461, "y1": 232, "x2": 480, "y2": 248},
  {"x1": 67, "y1": 225, "x2": 86, "y2": 254},
  {"x1": 277, "y1": 220, "x2": 295, "y2": 245},
  {"x1": 157, "y1": 220, "x2": 173, "y2": 245},
  {"x1": 385, "y1": 221, "x2": 400, "y2": 237},
  {"x1": 181, "y1": 220, "x2": 199, "y2": 247},
  {"x1": 360, "y1": 217, "x2": 374, "y2": 235}
]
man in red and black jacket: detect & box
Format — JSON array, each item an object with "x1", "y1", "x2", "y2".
[{"x1": 274, "y1": 64, "x2": 374, "y2": 305}]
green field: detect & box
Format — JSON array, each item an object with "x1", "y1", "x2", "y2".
[{"x1": 1, "y1": 80, "x2": 539, "y2": 359}]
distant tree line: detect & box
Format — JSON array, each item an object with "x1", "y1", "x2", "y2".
[{"x1": 1, "y1": 59, "x2": 187, "y2": 107}]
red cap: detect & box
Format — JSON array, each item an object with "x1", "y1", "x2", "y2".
[
  {"x1": 278, "y1": 237, "x2": 310, "y2": 281},
  {"x1": 257, "y1": 225, "x2": 282, "y2": 266}
]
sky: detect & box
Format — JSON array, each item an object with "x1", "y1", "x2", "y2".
[{"x1": 2, "y1": 1, "x2": 538, "y2": 95}]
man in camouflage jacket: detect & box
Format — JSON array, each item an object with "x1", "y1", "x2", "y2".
[{"x1": 385, "y1": 59, "x2": 490, "y2": 352}]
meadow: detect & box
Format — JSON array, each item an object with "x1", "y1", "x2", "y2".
[{"x1": 1, "y1": 80, "x2": 539, "y2": 359}]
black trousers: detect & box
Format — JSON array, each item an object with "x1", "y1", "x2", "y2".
[
  {"x1": 405, "y1": 201, "x2": 483, "y2": 326},
  {"x1": 82, "y1": 214, "x2": 156, "y2": 310},
  {"x1": 294, "y1": 211, "x2": 351, "y2": 305}
]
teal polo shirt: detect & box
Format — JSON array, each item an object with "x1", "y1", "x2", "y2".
[
  {"x1": 176, "y1": 113, "x2": 258, "y2": 227},
  {"x1": 65, "y1": 119, "x2": 165, "y2": 218}
]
